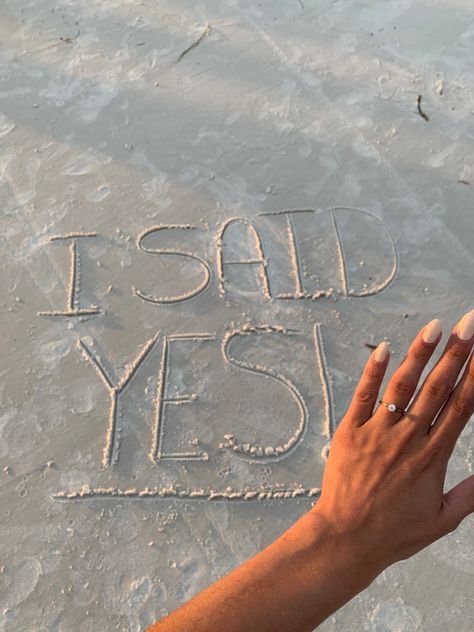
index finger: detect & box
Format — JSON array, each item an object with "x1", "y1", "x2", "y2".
[{"x1": 346, "y1": 341, "x2": 390, "y2": 424}]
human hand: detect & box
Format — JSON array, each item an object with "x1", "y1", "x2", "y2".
[
  {"x1": 313, "y1": 312, "x2": 474, "y2": 578},
  {"x1": 148, "y1": 313, "x2": 474, "y2": 632}
]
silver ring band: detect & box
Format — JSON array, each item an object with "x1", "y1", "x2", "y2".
[{"x1": 379, "y1": 400, "x2": 405, "y2": 414}]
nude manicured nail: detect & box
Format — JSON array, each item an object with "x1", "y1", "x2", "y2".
[
  {"x1": 422, "y1": 319, "x2": 442, "y2": 343},
  {"x1": 456, "y1": 310, "x2": 474, "y2": 341},
  {"x1": 374, "y1": 341, "x2": 389, "y2": 363}
]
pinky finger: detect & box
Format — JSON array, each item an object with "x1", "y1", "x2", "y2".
[{"x1": 347, "y1": 341, "x2": 390, "y2": 425}]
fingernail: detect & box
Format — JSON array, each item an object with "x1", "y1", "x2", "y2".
[
  {"x1": 374, "y1": 341, "x2": 389, "y2": 363},
  {"x1": 456, "y1": 310, "x2": 474, "y2": 341},
  {"x1": 422, "y1": 319, "x2": 442, "y2": 343}
]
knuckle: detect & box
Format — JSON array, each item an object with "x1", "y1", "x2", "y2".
[
  {"x1": 426, "y1": 379, "x2": 452, "y2": 401},
  {"x1": 391, "y1": 375, "x2": 414, "y2": 396},
  {"x1": 408, "y1": 345, "x2": 430, "y2": 362},
  {"x1": 447, "y1": 344, "x2": 468, "y2": 362},
  {"x1": 450, "y1": 396, "x2": 474, "y2": 419},
  {"x1": 365, "y1": 364, "x2": 383, "y2": 380},
  {"x1": 399, "y1": 418, "x2": 418, "y2": 440},
  {"x1": 402, "y1": 411, "x2": 423, "y2": 425},
  {"x1": 356, "y1": 389, "x2": 374, "y2": 404}
]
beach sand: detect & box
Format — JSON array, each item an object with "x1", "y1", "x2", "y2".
[{"x1": 1, "y1": 0, "x2": 473, "y2": 630}]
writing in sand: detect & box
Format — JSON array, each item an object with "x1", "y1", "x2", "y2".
[{"x1": 39, "y1": 207, "x2": 399, "y2": 501}]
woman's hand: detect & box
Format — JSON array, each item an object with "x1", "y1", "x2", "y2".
[
  {"x1": 148, "y1": 313, "x2": 474, "y2": 632},
  {"x1": 313, "y1": 312, "x2": 474, "y2": 577}
]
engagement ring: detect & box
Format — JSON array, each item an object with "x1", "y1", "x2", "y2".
[{"x1": 379, "y1": 400, "x2": 405, "y2": 414}]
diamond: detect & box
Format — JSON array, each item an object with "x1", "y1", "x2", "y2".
[{"x1": 388, "y1": 403, "x2": 396, "y2": 412}]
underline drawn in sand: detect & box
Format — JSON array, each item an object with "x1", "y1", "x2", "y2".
[
  {"x1": 149, "y1": 333, "x2": 216, "y2": 463},
  {"x1": 216, "y1": 217, "x2": 271, "y2": 298},
  {"x1": 77, "y1": 332, "x2": 161, "y2": 467},
  {"x1": 133, "y1": 224, "x2": 211, "y2": 304},
  {"x1": 53, "y1": 485, "x2": 321, "y2": 501},
  {"x1": 38, "y1": 233, "x2": 101, "y2": 317},
  {"x1": 219, "y1": 324, "x2": 309, "y2": 460}
]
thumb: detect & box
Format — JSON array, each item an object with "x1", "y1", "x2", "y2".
[{"x1": 439, "y1": 475, "x2": 474, "y2": 534}]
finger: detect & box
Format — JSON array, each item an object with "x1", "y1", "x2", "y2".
[
  {"x1": 428, "y1": 348, "x2": 474, "y2": 456},
  {"x1": 347, "y1": 341, "x2": 389, "y2": 424},
  {"x1": 405, "y1": 311, "x2": 474, "y2": 433},
  {"x1": 438, "y1": 475, "x2": 474, "y2": 535},
  {"x1": 373, "y1": 319, "x2": 442, "y2": 425}
]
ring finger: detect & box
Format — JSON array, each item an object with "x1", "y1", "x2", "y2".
[{"x1": 373, "y1": 318, "x2": 442, "y2": 424}]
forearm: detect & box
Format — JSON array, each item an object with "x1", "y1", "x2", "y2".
[
  {"x1": 148, "y1": 315, "x2": 474, "y2": 631},
  {"x1": 146, "y1": 510, "x2": 379, "y2": 632}
]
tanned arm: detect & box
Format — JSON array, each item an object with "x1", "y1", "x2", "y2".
[{"x1": 147, "y1": 312, "x2": 474, "y2": 632}]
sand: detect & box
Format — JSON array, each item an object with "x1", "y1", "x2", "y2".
[{"x1": 1, "y1": 0, "x2": 473, "y2": 630}]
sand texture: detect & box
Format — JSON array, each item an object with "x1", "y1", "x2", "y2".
[{"x1": 1, "y1": 0, "x2": 473, "y2": 630}]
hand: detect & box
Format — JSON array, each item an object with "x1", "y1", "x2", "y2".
[
  {"x1": 313, "y1": 312, "x2": 474, "y2": 578},
  {"x1": 148, "y1": 313, "x2": 474, "y2": 632}
]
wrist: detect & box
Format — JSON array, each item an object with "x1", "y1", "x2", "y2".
[
  {"x1": 257, "y1": 508, "x2": 382, "y2": 630},
  {"x1": 297, "y1": 508, "x2": 384, "y2": 590}
]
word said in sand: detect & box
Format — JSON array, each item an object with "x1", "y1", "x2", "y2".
[{"x1": 38, "y1": 207, "x2": 398, "y2": 316}]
